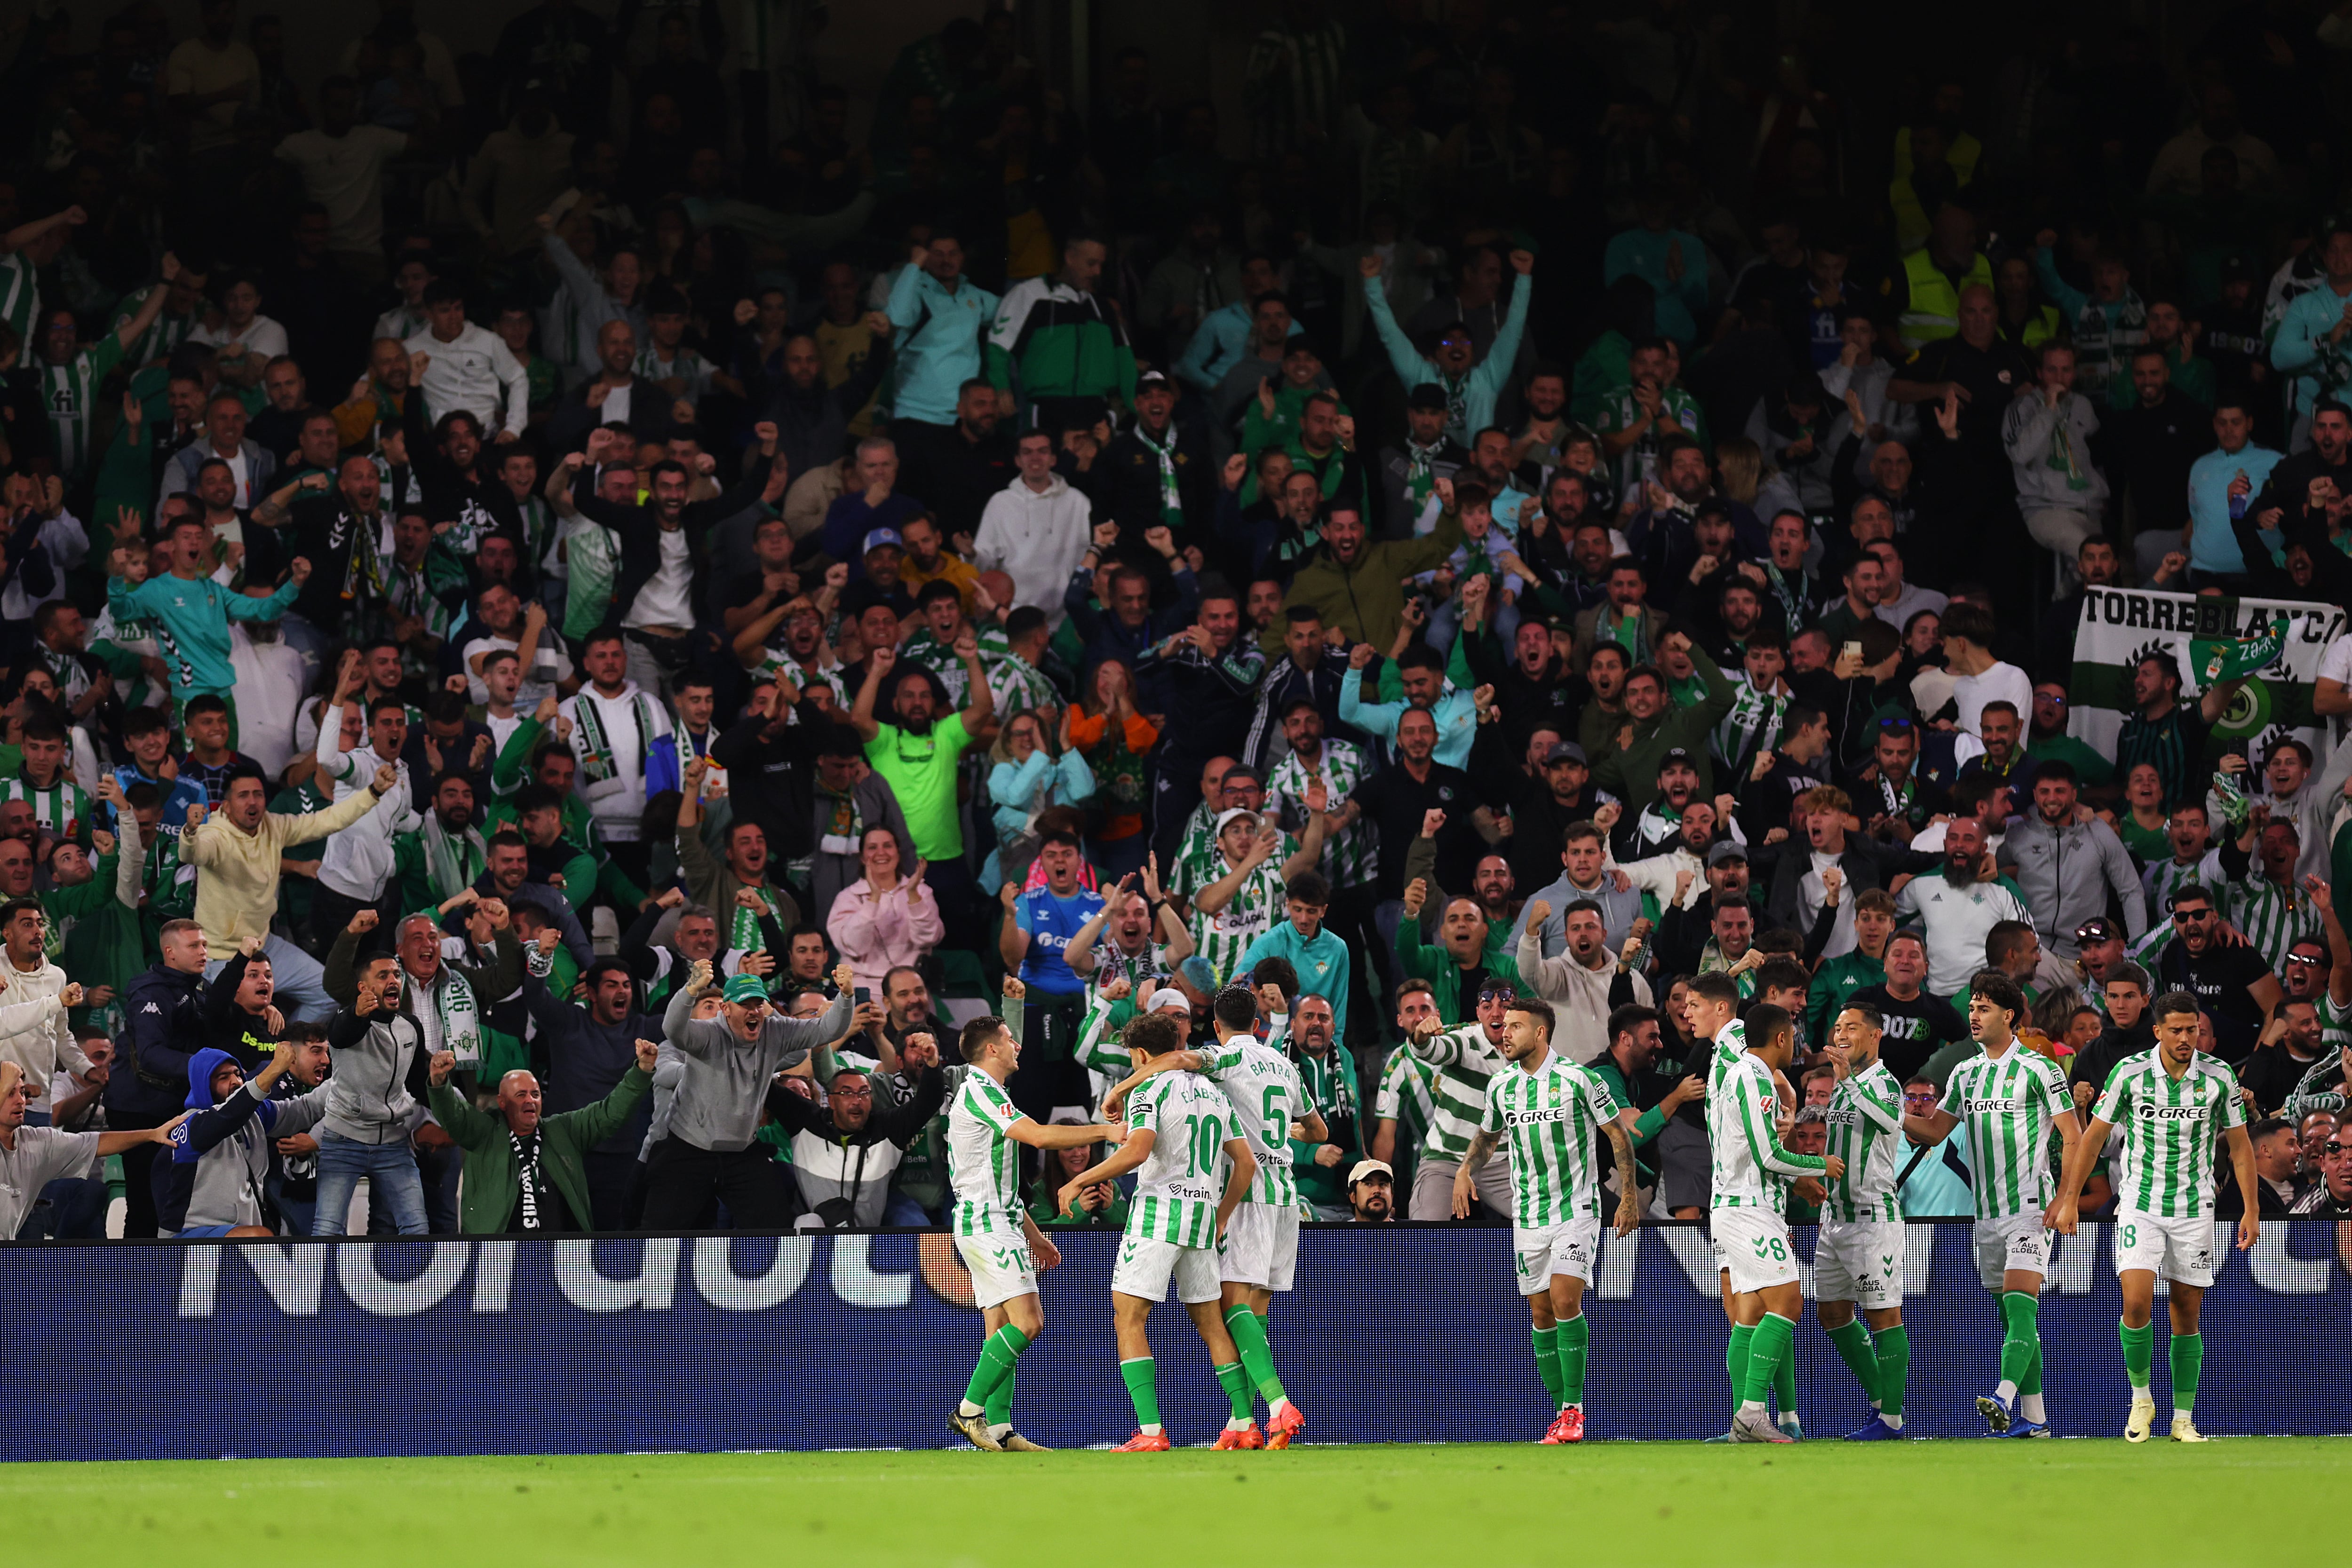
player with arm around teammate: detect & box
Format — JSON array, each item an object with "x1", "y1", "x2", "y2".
[
  {"x1": 945, "y1": 1010, "x2": 1124, "y2": 1453},
  {"x1": 1816, "y1": 1001, "x2": 1915, "y2": 1441},
  {"x1": 1060, "y1": 1010, "x2": 1258, "y2": 1451},
  {"x1": 2046, "y1": 988, "x2": 2260, "y2": 1444}
]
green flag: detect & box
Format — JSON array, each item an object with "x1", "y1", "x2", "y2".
[{"x1": 2191, "y1": 611, "x2": 2288, "y2": 684}]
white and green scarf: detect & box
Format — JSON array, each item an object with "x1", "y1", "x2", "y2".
[{"x1": 572, "y1": 688, "x2": 655, "y2": 785}]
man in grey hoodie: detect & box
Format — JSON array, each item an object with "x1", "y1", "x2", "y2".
[
  {"x1": 314, "y1": 951, "x2": 433, "y2": 1236},
  {"x1": 1998, "y1": 761, "x2": 2147, "y2": 962},
  {"x1": 640, "y1": 961, "x2": 855, "y2": 1229},
  {"x1": 2001, "y1": 342, "x2": 2109, "y2": 574}
]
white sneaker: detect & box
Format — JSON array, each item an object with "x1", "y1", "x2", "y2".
[
  {"x1": 2170, "y1": 1413, "x2": 2209, "y2": 1443},
  {"x1": 2125, "y1": 1394, "x2": 2156, "y2": 1444}
]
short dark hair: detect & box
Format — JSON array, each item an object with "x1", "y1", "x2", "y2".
[
  {"x1": 1124, "y1": 1013, "x2": 1186, "y2": 1059},
  {"x1": 2151, "y1": 989, "x2": 2202, "y2": 1025},
  {"x1": 1744, "y1": 1001, "x2": 1793, "y2": 1051},
  {"x1": 1939, "y1": 602, "x2": 1996, "y2": 649},
  {"x1": 1839, "y1": 998, "x2": 1883, "y2": 1030},
  {"x1": 1755, "y1": 958, "x2": 1810, "y2": 996},
  {"x1": 1687, "y1": 971, "x2": 1741, "y2": 1009},
  {"x1": 1286, "y1": 871, "x2": 1330, "y2": 905},
  {"x1": 1250, "y1": 956, "x2": 1299, "y2": 1004},
  {"x1": 184, "y1": 694, "x2": 229, "y2": 721},
  {"x1": 958, "y1": 1014, "x2": 1011, "y2": 1063},
  {"x1": 1213, "y1": 986, "x2": 1259, "y2": 1031},
  {"x1": 1606, "y1": 1004, "x2": 1660, "y2": 1048},
  {"x1": 1968, "y1": 970, "x2": 2027, "y2": 1022},
  {"x1": 1505, "y1": 996, "x2": 1557, "y2": 1040}
]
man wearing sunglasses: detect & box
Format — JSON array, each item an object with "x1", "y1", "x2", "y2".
[
  {"x1": 2287, "y1": 1130, "x2": 2352, "y2": 1216},
  {"x1": 2147, "y1": 885, "x2": 2280, "y2": 1059},
  {"x1": 1399, "y1": 975, "x2": 1522, "y2": 1222}
]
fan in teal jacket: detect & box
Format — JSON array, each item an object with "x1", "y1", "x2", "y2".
[
  {"x1": 2270, "y1": 272, "x2": 2352, "y2": 426},
  {"x1": 107, "y1": 558, "x2": 304, "y2": 703},
  {"x1": 1362, "y1": 250, "x2": 1534, "y2": 446},
  {"x1": 885, "y1": 255, "x2": 1001, "y2": 425},
  {"x1": 426, "y1": 1041, "x2": 654, "y2": 1234}
]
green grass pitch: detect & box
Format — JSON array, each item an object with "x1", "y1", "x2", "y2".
[{"x1": 16, "y1": 1438, "x2": 2349, "y2": 1566}]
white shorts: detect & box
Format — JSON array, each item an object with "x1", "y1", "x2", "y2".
[
  {"x1": 953, "y1": 1230, "x2": 1038, "y2": 1311},
  {"x1": 1220, "y1": 1202, "x2": 1300, "y2": 1291},
  {"x1": 1713, "y1": 1206, "x2": 1799, "y2": 1293},
  {"x1": 1973, "y1": 1210, "x2": 2054, "y2": 1291},
  {"x1": 1814, "y1": 1220, "x2": 1905, "y2": 1310},
  {"x1": 1512, "y1": 1216, "x2": 1601, "y2": 1296},
  {"x1": 2114, "y1": 1209, "x2": 2217, "y2": 1288},
  {"x1": 1112, "y1": 1233, "x2": 1223, "y2": 1305}
]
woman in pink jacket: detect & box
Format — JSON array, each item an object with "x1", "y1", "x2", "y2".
[{"x1": 825, "y1": 826, "x2": 944, "y2": 997}]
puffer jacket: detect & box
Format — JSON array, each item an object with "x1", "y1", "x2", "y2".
[{"x1": 321, "y1": 1000, "x2": 431, "y2": 1146}]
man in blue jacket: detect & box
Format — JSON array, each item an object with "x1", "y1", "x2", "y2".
[{"x1": 885, "y1": 230, "x2": 1001, "y2": 428}]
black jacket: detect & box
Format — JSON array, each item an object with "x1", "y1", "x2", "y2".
[
  {"x1": 567, "y1": 464, "x2": 775, "y2": 634},
  {"x1": 202, "y1": 950, "x2": 287, "y2": 1073},
  {"x1": 1746, "y1": 833, "x2": 1939, "y2": 937},
  {"x1": 706, "y1": 695, "x2": 843, "y2": 861},
  {"x1": 107, "y1": 963, "x2": 207, "y2": 1126}
]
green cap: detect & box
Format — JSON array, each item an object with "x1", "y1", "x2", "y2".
[{"x1": 722, "y1": 974, "x2": 769, "y2": 1005}]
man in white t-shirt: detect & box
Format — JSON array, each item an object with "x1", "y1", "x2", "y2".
[
  {"x1": 164, "y1": 4, "x2": 259, "y2": 156},
  {"x1": 274, "y1": 78, "x2": 413, "y2": 266},
  {"x1": 404, "y1": 281, "x2": 530, "y2": 442},
  {"x1": 1939, "y1": 601, "x2": 2030, "y2": 738}
]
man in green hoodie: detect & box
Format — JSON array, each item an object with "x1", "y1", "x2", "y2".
[
  {"x1": 1589, "y1": 633, "x2": 1739, "y2": 809},
  {"x1": 425, "y1": 1035, "x2": 655, "y2": 1234}
]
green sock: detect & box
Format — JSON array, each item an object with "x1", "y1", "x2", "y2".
[
  {"x1": 1743, "y1": 1313, "x2": 1795, "y2": 1407},
  {"x1": 1772, "y1": 1332, "x2": 1798, "y2": 1417},
  {"x1": 1224, "y1": 1304, "x2": 1289, "y2": 1405},
  {"x1": 1999, "y1": 1292, "x2": 2039, "y2": 1390},
  {"x1": 2169, "y1": 1332, "x2": 2202, "y2": 1414},
  {"x1": 985, "y1": 1365, "x2": 1016, "y2": 1430},
  {"x1": 1557, "y1": 1314, "x2": 1590, "y2": 1409},
  {"x1": 1726, "y1": 1323, "x2": 1755, "y2": 1415},
  {"x1": 1531, "y1": 1325, "x2": 1565, "y2": 1410},
  {"x1": 1120, "y1": 1357, "x2": 1162, "y2": 1431},
  {"x1": 1214, "y1": 1361, "x2": 1253, "y2": 1422},
  {"x1": 1826, "y1": 1318, "x2": 1878, "y2": 1404},
  {"x1": 2020, "y1": 1332, "x2": 2043, "y2": 1398},
  {"x1": 1874, "y1": 1325, "x2": 1909, "y2": 1418},
  {"x1": 2120, "y1": 1320, "x2": 2154, "y2": 1391},
  {"x1": 961, "y1": 1323, "x2": 1030, "y2": 1410}
]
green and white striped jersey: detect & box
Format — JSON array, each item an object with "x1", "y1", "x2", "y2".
[
  {"x1": 1197, "y1": 1034, "x2": 1308, "y2": 1208},
  {"x1": 1711, "y1": 677, "x2": 1789, "y2": 776},
  {"x1": 946, "y1": 1070, "x2": 1027, "y2": 1236},
  {"x1": 1708, "y1": 1048, "x2": 1823, "y2": 1211},
  {"x1": 1074, "y1": 991, "x2": 1137, "y2": 1094},
  {"x1": 1480, "y1": 1053, "x2": 1621, "y2": 1226},
  {"x1": 1376, "y1": 1043, "x2": 1439, "y2": 1154},
  {"x1": 1265, "y1": 740, "x2": 1377, "y2": 892},
  {"x1": 2094, "y1": 1050, "x2": 2247, "y2": 1219},
  {"x1": 1188, "y1": 847, "x2": 1293, "y2": 986},
  {"x1": 6, "y1": 772, "x2": 90, "y2": 839},
  {"x1": 1412, "y1": 1022, "x2": 1509, "y2": 1162},
  {"x1": 1125, "y1": 1070, "x2": 1238, "y2": 1247},
  {"x1": 109, "y1": 287, "x2": 197, "y2": 370},
  {"x1": 0, "y1": 251, "x2": 40, "y2": 346},
  {"x1": 39, "y1": 337, "x2": 127, "y2": 479},
  {"x1": 1938, "y1": 1045, "x2": 2073, "y2": 1220},
  {"x1": 1821, "y1": 1059, "x2": 1906, "y2": 1222},
  {"x1": 2224, "y1": 875, "x2": 2320, "y2": 978}
]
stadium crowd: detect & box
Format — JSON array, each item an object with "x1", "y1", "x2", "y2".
[{"x1": 4, "y1": 0, "x2": 2352, "y2": 1244}]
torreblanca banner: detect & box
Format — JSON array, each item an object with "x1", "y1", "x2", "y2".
[{"x1": 2067, "y1": 586, "x2": 2345, "y2": 762}]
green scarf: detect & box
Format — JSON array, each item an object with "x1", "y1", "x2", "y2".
[
  {"x1": 420, "y1": 819, "x2": 487, "y2": 904},
  {"x1": 1135, "y1": 421, "x2": 1183, "y2": 524},
  {"x1": 572, "y1": 689, "x2": 654, "y2": 786}
]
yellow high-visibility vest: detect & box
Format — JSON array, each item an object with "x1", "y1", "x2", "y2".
[{"x1": 1899, "y1": 249, "x2": 1993, "y2": 349}]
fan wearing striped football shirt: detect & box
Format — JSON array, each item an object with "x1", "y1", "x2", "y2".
[
  {"x1": 1901, "y1": 970, "x2": 2082, "y2": 1438},
  {"x1": 2048, "y1": 989, "x2": 2259, "y2": 1445},
  {"x1": 1450, "y1": 994, "x2": 1640, "y2": 1445},
  {"x1": 1059, "y1": 1010, "x2": 1257, "y2": 1452},
  {"x1": 31, "y1": 254, "x2": 178, "y2": 483},
  {"x1": 1815, "y1": 1001, "x2": 1914, "y2": 1441},
  {"x1": 941, "y1": 1006, "x2": 1122, "y2": 1455},
  {"x1": 1104, "y1": 984, "x2": 1329, "y2": 1450}
]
